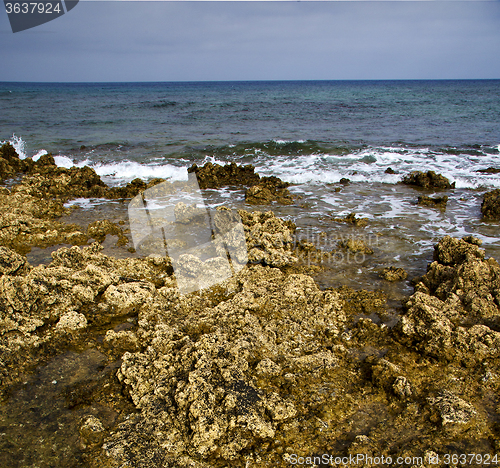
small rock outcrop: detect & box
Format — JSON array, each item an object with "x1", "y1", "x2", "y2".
[
  {"x1": 481, "y1": 189, "x2": 500, "y2": 220},
  {"x1": 402, "y1": 171, "x2": 455, "y2": 189},
  {"x1": 245, "y1": 177, "x2": 294, "y2": 205},
  {"x1": 396, "y1": 235, "x2": 500, "y2": 364},
  {"x1": 380, "y1": 266, "x2": 408, "y2": 282},
  {"x1": 187, "y1": 162, "x2": 260, "y2": 189},
  {"x1": 334, "y1": 213, "x2": 368, "y2": 227}
]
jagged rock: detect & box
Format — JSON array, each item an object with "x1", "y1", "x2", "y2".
[
  {"x1": 238, "y1": 210, "x2": 297, "y2": 267},
  {"x1": 102, "y1": 282, "x2": 155, "y2": 316},
  {"x1": 0, "y1": 247, "x2": 29, "y2": 276},
  {"x1": 401, "y1": 171, "x2": 455, "y2": 189},
  {"x1": 187, "y1": 162, "x2": 260, "y2": 189},
  {"x1": 245, "y1": 177, "x2": 294, "y2": 205},
  {"x1": 105, "y1": 266, "x2": 346, "y2": 466},
  {"x1": 104, "y1": 330, "x2": 139, "y2": 353},
  {"x1": 481, "y1": 189, "x2": 500, "y2": 220},
  {"x1": 392, "y1": 376, "x2": 412, "y2": 399},
  {"x1": 396, "y1": 236, "x2": 500, "y2": 363},
  {"x1": 417, "y1": 195, "x2": 448, "y2": 208},
  {"x1": 428, "y1": 391, "x2": 476, "y2": 426},
  {"x1": 380, "y1": 267, "x2": 407, "y2": 282},
  {"x1": 106, "y1": 177, "x2": 165, "y2": 199}
]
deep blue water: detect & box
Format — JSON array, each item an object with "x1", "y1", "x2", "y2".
[{"x1": 1, "y1": 80, "x2": 499, "y2": 164}]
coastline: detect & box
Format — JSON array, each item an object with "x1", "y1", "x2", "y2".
[{"x1": 1, "y1": 143, "x2": 500, "y2": 466}]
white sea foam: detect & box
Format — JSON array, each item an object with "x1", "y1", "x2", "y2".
[
  {"x1": 0, "y1": 134, "x2": 28, "y2": 159},
  {"x1": 88, "y1": 160, "x2": 189, "y2": 184},
  {"x1": 251, "y1": 146, "x2": 500, "y2": 189},
  {"x1": 32, "y1": 150, "x2": 48, "y2": 161}
]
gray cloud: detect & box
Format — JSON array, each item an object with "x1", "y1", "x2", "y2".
[{"x1": 1, "y1": 1, "x2": 499, "y2": 81}]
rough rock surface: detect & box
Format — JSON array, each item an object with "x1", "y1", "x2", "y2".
[
  {"x1": 401, "y1": 171, "x2": 455, "y2": 189},
  {"x1": 0, "y1": 243, "x2": 173, "y2": 391},
  {"x1": 417, "y1": 195, "x2": 448, "y2": 208},
  {"x1": 0, "y1": 152, "x2": 499, "y2": 465},
  {"x1": 187, "y1": 162, "x2": 260, "y2": 189},
  {"x1": 339, "y1": 238, "x2": 374, "y2": 255},
  {"x1": 396, "y1": 235, "x2": 500, "y2": 363},
  {"x1": 481, "y1": 189, "x2": 500, "y2": 220},
  {"x1": 245, "y1": 177, "x2": 294, "y2": 205},
  {"x1": 238, "y1": 209, "x2": 297, "y2": 267},
  {"x1": 105, "y1": 266, "x2": 347, "y2": 467},
  {"x1": 380, "y1": 266, "x2": 408, "y2": 282}
]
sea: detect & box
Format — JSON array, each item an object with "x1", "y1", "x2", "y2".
[{"x1": 1, "y1": 80, "x2": 500, "y2": 298}]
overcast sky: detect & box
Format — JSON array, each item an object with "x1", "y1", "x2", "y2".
[{"x1": 1, "y1": 1, "x2": 499, "y2": 81}]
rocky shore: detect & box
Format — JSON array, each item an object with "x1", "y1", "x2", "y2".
[{"x1": 1, "y1": 144, "x2": 500, "y2": 467}]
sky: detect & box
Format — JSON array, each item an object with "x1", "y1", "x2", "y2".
[{"x1": 1, "y1": 1, "x2": 500, "y2": 81}]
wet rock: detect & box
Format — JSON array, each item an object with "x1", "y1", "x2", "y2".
[
  {"x1": 401, "y1": 171, "x2": 455, "y2": 189},
  {"x1": 87, "y1": 219, "x2": 128, "y2": 246},
  {"x1": 432, "y1": 234, "x2": 484, "y2": 266},
  {"x1": 104, "y1": 330, "x2": 139, "y2": 353},
  {"x1": 0, "y1": 143, "x2": 33, "y2": 180},
  {"x1": 105, "y1": 266, "x2": 347, "y2": 466},
  {"x1": 481, "y1": 189, "x2": 500, "y2": 220},
  {"x1": 174, "y1": 202, "x2": 207, "y2": 224},
  {"x1": 339, "y1": 178, "x2": 350, "y2": 185},
  {"x1": 477, "y1": 167, "x2": 500, "y2": 174},
  {"x1": 102, "y1": 282, "x2": 155, "y2": 316},
  {"x1": 339, "y1": 238, "x2": 374, "y2": 254},
  {"x1": 380, "y1": 267, "x2": 407, "y2": 282},
  {"x1": 396, "y1": 236, "x2": 500, "y2": 363},
  {"x1": 392, "y1": 376, "x2": 412, "y2": 399},
  {"x1": 334, "y1": 212, "x2": 368, "y2": 227},
  {"x1": 80, "y1": 415, "x2": 105, "y2": 447},
  {"x1": 428, "y1": 391, "x2": 476, "y2": 426},
  {"x1": 106, "y1": 177, "x2": 165, "y2": 199},
  {"x1": 188, "y1": 162, "x2": 260, "y2": 189},
  {"x1": 16, "y1": 166, "x2": 108, "y2": 200},
  {"x1": 417, "y1": 195, "x2": 448, "y2": 208},
  {"x1": 245, "y1": 177, "x2": 294, "y2": 205},
  {"x1": 385, "y1": 167, "x2": 396, "y2": 174}
]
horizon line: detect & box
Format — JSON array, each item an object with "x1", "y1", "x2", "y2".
[{"x1": 1, "y1": 78, "x2": 500, "y2": 84}]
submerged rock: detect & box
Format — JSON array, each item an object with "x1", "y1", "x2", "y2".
[
  {"x1": 338, "y1": 238, "x2": 374, "y2": 254},
  {"x1": 417, "y1": 195, "x2": 448, "y2": 208},
  {"x1": 481, "y1": 189, "x2": 500, "y2": 220},
  {"x1": 477, "y1": 167, "x2": 500, "y2": 174},
  {"x1": 380, "y1": 266, "x2": 407, "y2": 282},
  {"x1": 401, "y1": 170, "x2": 455, "y2": 189},
  {"x1": 238, "y1": 209, "x2": 297, "y2": 267}
]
